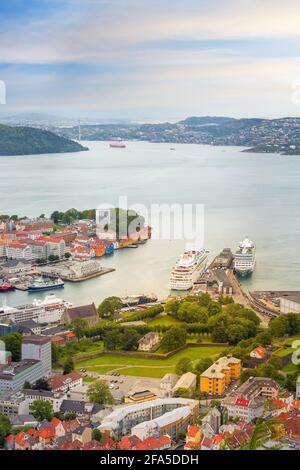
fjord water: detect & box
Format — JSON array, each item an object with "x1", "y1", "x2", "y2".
[{"x1": 1, "y1": 141, "x2": 300, "y2": 307}]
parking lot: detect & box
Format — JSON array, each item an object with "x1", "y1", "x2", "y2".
[{"x1": 77, "y1": 370, "x2": 162, "y2": 402}]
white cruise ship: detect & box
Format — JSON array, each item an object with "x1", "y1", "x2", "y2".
[
  {"x1": 169, "y1": 249, "x2": 209, "y2": 291},
  {"x1": 234, "y1": 237, "x2": 256, "y2": 277},
  {"x1": 0, "y1": 294, "x2": 72, "y2": 324}
]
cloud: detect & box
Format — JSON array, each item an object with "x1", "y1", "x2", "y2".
[{"x1": 1, "y1": 0, "x2": 300, "y2": 118}]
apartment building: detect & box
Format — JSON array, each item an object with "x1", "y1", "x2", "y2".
[
  {"x1": 200, "y1": 356, "x2": 241, "y2": 396},
  {"x1": 99, "y1": 398, "x2": 199, "y2": 437}
]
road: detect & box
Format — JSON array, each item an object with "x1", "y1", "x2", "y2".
[{"x1": 227, "y1": 270, "x2": 270, "y2": 327}]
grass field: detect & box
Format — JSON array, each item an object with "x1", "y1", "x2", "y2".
[
  {"x1": 146, "y1": 315, "x2": 182, "y2": 327},
  {"x1": 75, "y1": 345, "x2": 227, "y2": 378},
  {"x1": 73, "y1": 341, "x2": 104, "y2": 360},
  {"x1": 274, "y1": 334, "x2": 300, "y2": 358}
]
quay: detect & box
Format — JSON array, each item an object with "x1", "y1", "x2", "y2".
[
  {"x1": 37, "y1": 259, "x2": 116, "y2": 283},
  {"x1": 61, "y1": 266, "x2": 115, "y2": 282}
]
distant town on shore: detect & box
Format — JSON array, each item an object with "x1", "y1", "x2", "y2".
[{"x1": 1, "y1": 115, "x2": 300, "y2": 156}]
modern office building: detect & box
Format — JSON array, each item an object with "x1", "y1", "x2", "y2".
[
  {"x1": 21, "y1": 336, "x2": 52, "y2": 377},
  {"x1": 0, "y1": 360, "x2": 44, "y2": 394}
]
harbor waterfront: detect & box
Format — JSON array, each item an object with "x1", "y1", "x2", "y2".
[{"x1": 1, "y1": 140, "x2": 300, "y2": 306}]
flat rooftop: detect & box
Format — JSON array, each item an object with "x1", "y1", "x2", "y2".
[{"x1": 0, "y1": 360, "x2": 40, "y2": 380}]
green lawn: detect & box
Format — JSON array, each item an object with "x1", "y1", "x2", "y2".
[
  {"x1": 146, "y1": 315, "x2": 182, "y2": 327},
  {"x1": 282, "y1": 362, "x2": 298, "y2": 374},
  {"x1": 75, "y1": 345, "x2": 227, "y2": 378},
  {"x1": 274, "y1": 334, "x2": 300, "y2": 358},
  {"x1": 73, "y1": 341, "x2": 104, "y2": 360}
]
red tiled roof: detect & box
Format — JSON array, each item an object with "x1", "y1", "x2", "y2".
[
  {"x1": 272, "y1": 399, "x2": 288, "y2": 410},
  {"x1": 15, "y1": 432, "x2": 33, "y2": 449},
  {"x1": 251, "y1": 346, "x2": 266, "y2": 358},
  {"x1": 292, "y1": 400, "x2": 300, "y2": 409},
  {"x1": 59, "y1": 439, "x2": 83, "y2": 451},
  {"x1": 5, "y1": 434, "x2": 15, "y2": 443},
  {"x1": 187, "y1": 425, "x2": 200, "y2": 438},
  {"x1": 62, "y1": 419, "x2": 80, "y2": 433},
  {"x1": 119, "y1": 435, "x2": 142, "y2": 450},
  {"x1": 135, "y1": 435, "x2": 172, "y2": 451},
  {"x1": 48, "y1": 371, "x2": 82, "y2": 391},
  {"x1": 39, "y1": 426, "x2": 55, "y2": 440},
  {"x1": 51, "y1": 417, "x2": 62, "y2": 427},
  {"x1": 201, "y1": 437, "x2": 213, "y2": 449},
  {"x1": 82, "y1": 440, "x2": 104, "y2": 451}
]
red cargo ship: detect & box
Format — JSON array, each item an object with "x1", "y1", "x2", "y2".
[{"x1": 109, "y1": 141, "x2": 126, "y2": 148}]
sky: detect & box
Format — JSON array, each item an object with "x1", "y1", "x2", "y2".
[{"x1": 0, "y1": 0, "x2": 300, "y2": 121}]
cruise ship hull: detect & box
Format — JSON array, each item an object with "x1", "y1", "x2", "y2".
[
  {"x1": 169, "y1": 250, "x2": 208, "y2": 291},
  {"x1": 234, "y1": 268, "x2": 254, "y2": 278}
]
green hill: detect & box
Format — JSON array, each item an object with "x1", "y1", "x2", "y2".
[{"x1": 0, "y1": 124, "x2": 88, "y2": 156}]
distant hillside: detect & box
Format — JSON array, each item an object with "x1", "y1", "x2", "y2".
[
  {"x1": 178, "y1": 116, "x2": 236, "y2": 126},
  {"x1": 0, "y1": 124, "x2": 88, "y2": 156},
  {"x1": 54, "y1": 115, "x2": 300, "y2": 155}
]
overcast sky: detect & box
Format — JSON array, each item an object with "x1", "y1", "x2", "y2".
[{"x1": 1, "y1": 0, "x2": 300, "y2": 121}]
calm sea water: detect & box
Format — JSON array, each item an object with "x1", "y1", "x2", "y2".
[{"x1": 1, "y1": 141, "x2": 300, "y2": 307}]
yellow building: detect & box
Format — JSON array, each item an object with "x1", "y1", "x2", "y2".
[{"x1": 200, "y1": 356, "x2": 241, "y2": 396}]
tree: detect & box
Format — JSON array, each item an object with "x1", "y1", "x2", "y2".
[
  {"x1": 63, "y1": 357, "x2": 74, "y2": 375},
  {"x1": 160, "y1": 326, "x2": 187, "y2": 352},
  {"x1": 33, "y1": 378, "x2": 51, "y2": 391},
  {"x1": 227, "y1": 324, "x2": 247, "y2": 345},
  {"x1": 2, "y1": 332, "x2": 22, "y2": 361},
  {"x1": 103, "y1": 329, "x2": 122, "y2": 350},
  {"x1": 164, "y1": 299, "x2": 181, "y2": 317},
  {"x1": 208, "y1": 302, "x2": 222, "y2": 317},
  {"x1": 173, "y1": 387, "x2": 191, "y2": 398},
  {"x1": 92, "y1": 429, "x2": 103, "y2": 442},
  {"x1": 0, "y1": 414, "x2": 11, "y2": 447},
  {"x1": 177, "y1": 302, "x2": 207, "y2": 323},
  {"x1": 121, "y1": 329, "x2": 140, "y2": 351},
  {"x1": 71, "y1": 317, "x2": 88, "y2": 339},
  {"x1": 63, "y1": 412, "x2": 77, "y2": 421},
  {"x1": 65, "y1": 252, "x2": 71, "y2": 259},
  {"x1": 87, "y1": 380, "x2": 114, "y2": 405},
  {"x1": 240, "y1": 418, "x2": 278, "y2": 450},
  {"x1": 98, "y1": 297, "x2": 122, "y2": 320},
  {"x1": 198, "y1": 293, "x2": 211, "y2": 307},
  {"x1": 176, "y1": 357, "x2": 192, "y2": 376},
  {"x1": 194, "y1": 357, "x2": 213, "y2": 375},
  {"x1": 51, "y1": 343, "x2": 60, "y2": 364},
  {"x1": 211, "y1": 325, "x2": 228, "y2": 343},
  {"x1": 30, "y1": 400, "x2": 53, "y2": 421},
  {"x1": 23, "y1": 381, "x2": 31, "y2": 390}
]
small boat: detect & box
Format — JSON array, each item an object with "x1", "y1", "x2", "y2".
[
  {"x1": 28, "y1": 277, "x2": 64, "y2": 292},
  {"x1": 0, "y1": 281, "x2": 15, "y2": 292}
]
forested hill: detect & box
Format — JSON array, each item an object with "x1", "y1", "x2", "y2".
[{"x1": 0, "y1": 124, "x2": 88, "y2": 156}]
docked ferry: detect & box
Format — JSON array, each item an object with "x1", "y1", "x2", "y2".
[
  {"x1": 169, "y1": 249, "x2": 209, "y2": 291},
  {"x1": 0, "y1": 293, "x2": 72, "y2": 324},
  {"x1": 28, "y1": 277, "x2": 64, "y2": 292},
  {"x1": 234, "y1": 238, "x2": 256, "y2": 277}
]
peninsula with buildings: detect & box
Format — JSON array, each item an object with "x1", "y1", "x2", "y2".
[{"x1": 50, "y1": 115, "x2": 300, "y2": 156}]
